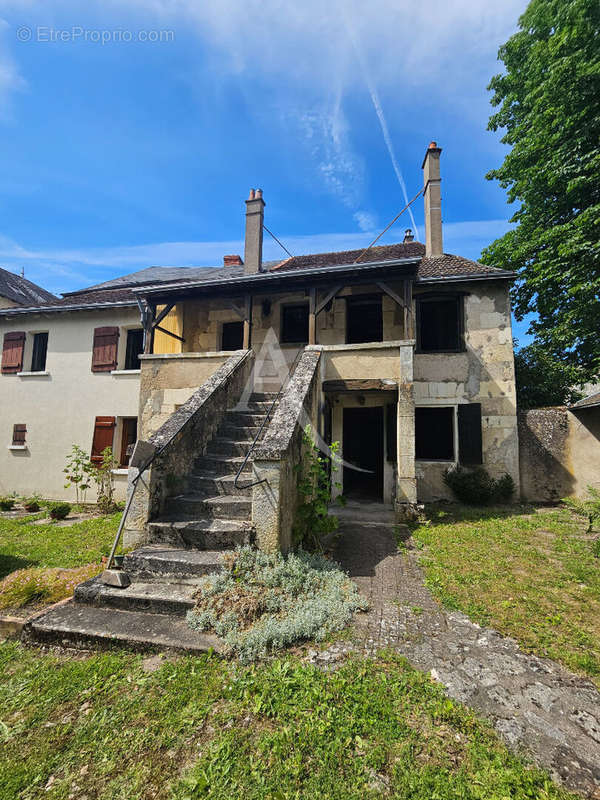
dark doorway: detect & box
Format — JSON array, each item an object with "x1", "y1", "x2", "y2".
[
  {"x1": 346, "y1": 295, "x2": 383, "y2": 344},
  {"x1": 222, "y1": 321, "x2": 244, "y2": 351},
  {"x1": 343, "y1": 406, "x2": 384, "y2": 500}
]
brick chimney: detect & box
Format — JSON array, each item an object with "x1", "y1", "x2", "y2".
[
  {"x1": 223, "y1": 254, "x2": 243, "y2": 267},
  {"x1": 422, "y1": 142, "x2": 443, "y2": 257},
  {"x1": 244, "y1": 188, "x2": 265, "y2": 274}
]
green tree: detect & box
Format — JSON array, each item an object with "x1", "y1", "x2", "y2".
[
  {"x1": 514, "y1": 341, "x2": 583, "y2": 409},
  {"x1": 482, "y1": 0, "x2": 600, "y2": 381}
]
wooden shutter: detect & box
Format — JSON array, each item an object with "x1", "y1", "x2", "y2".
[
  {"x1": 12, "y1": 424, "x2": 26, "y2": 445},
  {"x1": 458, "y1": 403, "x2": 483, "y2": 465},
  {"x1": 2, "y1": 331, "x2": 26, "y2": 374},
  {"x1": 91, "y1": 416, "x2": 116, "y2": 464},
  {"x1": 91, "y1": 327, "x2": 119, "y2": 372}
]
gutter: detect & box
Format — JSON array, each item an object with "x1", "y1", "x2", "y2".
[
  {"x1": 0, "y1": 299, "x2": 138, "y2": 318},
  {"x1": 417, "y1": 271, "x2": 515, "y2": 285}
]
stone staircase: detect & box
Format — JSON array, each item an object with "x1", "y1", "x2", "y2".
[{"x1": 24, "y1": 393, "x2": 277, "y2": 653}]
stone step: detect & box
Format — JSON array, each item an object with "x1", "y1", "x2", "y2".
[
  {"x1": 247, "y1": 392, "x2": 278, "y2": 402},
  {"x1": 217, "y1": 423, "x2": 262, "y2": 441},
  {"x1": 124, "y1": 545, "x2": 224, "y2": 579},
  {"x1": 164, "y1": 494, "x2": 251, "y2": 519},
  {"x1": 186, "y1": 473, "x2": 252, "y2": 498},
  {"x1": 75, "y1": 575, "x2": 199, "y2": 616},
  {"x1": 146, "y1": 518, "x2": 254, "y2": 549},
  {"x1": 224, "y1": 411, "x2": 267, "y2": 427},
  {"x1": 24, "y1": 600, "x2": 220, "y2": 654},
  {"x1": 206, "y1": 438, "x2": 250, "y2": 457},
  {"x1": 231, "y1": 401, "x2": 273, "y2": 413},
  {"x1": 194, "y1": 454, "x2": 251, "y2": 477}
]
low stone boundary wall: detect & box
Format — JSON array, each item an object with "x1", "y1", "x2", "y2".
[
  {"x1": 518, "y1": 406, "x2": 600, "y2": 502},
  {"x1": 123, "y1": 349, "x2": 254, "y2": 548},
  {"x1": 251, "y1": 349, "x2": 321, "y2": 553}
]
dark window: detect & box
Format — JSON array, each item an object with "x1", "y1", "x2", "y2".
[
  {"x1": 119, "y1": 417, "x2": 138, "y2": 467},
  {"x1": 124, "y1": 329, "x2": 144, "y2": 370},
  {"x1": 415, "y1": 407, "x2": 454, "y2": 460},
  {"x1": 346, "y1": 295, "x2": 383, "y2": 344},
  {"x1": 458, "y1": 403, "x2": 483, "y2": 465},
  {"x1": 281, "y1": 304, "x2": 309, "y2": 344},
  {"x1": 417, "y1": 295, "x2": 462, "y2": 352},
  {"x1": 12, "y1": 424, "x2": 26, "y2": 446},
  {"x1": 221, "y1": 321, "x2": 244, "y2": 351},
  {"x1": 31, "y1": 332, "x2": 48, "y2": 372}
]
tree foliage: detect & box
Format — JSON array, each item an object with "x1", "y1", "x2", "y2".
[
  {"x1": 482, "y1": 0, "x2": 600, "y2": 380},
  {"x1": 514, "y1": 341, "x2": 584, "y2": 408}
]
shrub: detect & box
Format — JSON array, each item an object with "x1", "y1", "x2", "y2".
[
  {"x1": 443, "y1": 466, "x2": 515, "y2": 505},
  {"x1": 0, "y1": 497, "x2": 15, "y2": 511},
  {"x1": 0, "y1": 563, "x2": 100, "y2": 610},
  {"x1": 48, "y1": 502, "x2": 71, "y2": 521},
  {"x1": 94, "y1": 446, "x2": 117, "y2": 514},
  {"x1": 563, "y1": 487, "x2": 600, "y2": 534},
  {"x1": 187, "y1": 546, "x2": 367, "y2": 663},
  {"x1": 22, "y1": 495, "x2": 42, "y2": 512}
]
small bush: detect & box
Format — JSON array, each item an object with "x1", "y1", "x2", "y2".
[
  {"x1": 48, "y1": 502, "x2": 72, "y2": 521},
  {"x1": 187, "y1": 546, "x2": 367, "y2": 663},
  {"x1": 0, "y1": 497, "x2": 16, "y2": 511},
  {"x1": 0, "y1": 563, "x2": 100, "y2": 610},
  {"x1": 443, "y1": 466, "x2": 515, "y2": 505},
  {"x1": 22, "y1": 495, "x2": 42, "y2": 512}
]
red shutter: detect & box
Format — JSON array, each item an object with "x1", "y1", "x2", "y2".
[
  {"x1": 91, "y1": 327, "x2": 119, "y2": 372},
  {"x1": 91, "y1": 416, "x2": 116, "y2": 464},
  {"x1": 12, "y1": 424, "x2": 26, "y2": 445},
  {"x1": 2, "y1": 332, "x2": 26, "y2": 374}
]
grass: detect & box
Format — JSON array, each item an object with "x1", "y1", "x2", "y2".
[
  {"x1": 0, "y1": 642, "x2": 575, "y2": 800},
  {"x1": 413, "y1": 504, "x2": 600, "y2": 685},
  {"x1": 0, "y1": 512, "x2": 121, "y2": 612}
]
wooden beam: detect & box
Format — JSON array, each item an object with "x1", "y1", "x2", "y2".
[
  {"x1": 308, "y1": 287, "x2": 316, "y2": 345},
  {"x1": 152, "y1": 302, "x2": 175, "y2": 329},
  {"x1": 229, "y1": 300, "x2": 246, "y2": 321},
  {"x1": 403, "y1": 279, "x2": 413, "y2": 338},
  {"x1": 323, "y1": 379, "x2": 398, "y2": 393},
  {"x1": 242, "y1": 295, "x2": 252, "y2": 349},
  {"x1": 315, "y1": 284, "x2": 343, "y2": 316},
  {"x1": 139, "y1": 301, "x2": 155, "y2": 355},
  {"x1": 154, "y1": 324, "x2": 185, "y2": 344},
  {"x1": 376, "y1": 281, "x2": 404, "y2": 308}
]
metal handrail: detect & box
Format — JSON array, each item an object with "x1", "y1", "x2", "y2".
[{"x1": 233, "y1": 348, "x2": 304, "y2": 491}]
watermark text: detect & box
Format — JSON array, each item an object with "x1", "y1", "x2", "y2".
[{"x1": 16, "y1": 26, "x2": 175, "y2": 44}]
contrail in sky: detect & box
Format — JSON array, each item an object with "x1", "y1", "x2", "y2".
[{"x1": 342, "y1": 12, "x2": 420, "y2": 238}]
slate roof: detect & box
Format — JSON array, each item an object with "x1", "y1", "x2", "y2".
[
  {"x1": 570, "y1": 391, "x2": 600, "y2": 411},
  {"x1": 0, "y1": 267, "x2": 57, "y2": 306},
  {"x1": 64, "y1": 264, "x2": 244, "y2": 294}
]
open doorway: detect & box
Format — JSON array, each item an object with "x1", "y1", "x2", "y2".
[{"x1": 343, "y1": 406, "x2": 384, "y2": 500}]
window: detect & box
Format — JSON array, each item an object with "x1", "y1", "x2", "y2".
[
  {"x1": 31, "y1": 332, "x2": 48, "y2": 372},
  {"x1": 91, "y1": 416, "x2": 116, "y2": 464},
  {"x1": 2, "y1": 331, "x2": 25, "y2": 374},
  {"x1": 12, "y1": 424, "x2": 26, "y2": 446},
  {"x1": 124, "y1": 329, "x2": 144, "y2": 370},
  {"x1": 281, "y1": 304, "x2": 309, "y2": 344},
  {"x1": 415, "y1": 407, "x2": 454, "y2": 460},
  {"x1": 221, "y1": 321, "x2": 244, "y2": 351},
  {"x1": 119, "y1": 417, "x2": 137, "y2": 467},
  {"x1": 417, "y1": 294, "x2": 463, "y2": 353},
  {"x1": 346, "y1": 295, "x2": 383, "y2": 344},
  {"x1": 91, "y1": 327, "x2": 119, "y2": 372},
  {"x1": 458, "y1": 403, "x2": 483, "y2": 465}
]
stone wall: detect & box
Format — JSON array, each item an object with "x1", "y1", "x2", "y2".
[
  {"x1": 414, "y1": 280, "x2": 519, "y2": 501},
  {"x1": 518, "y1": 407, "x2": 600, "y2": 502},
  {"x1": 251, "y1": 349, "x2": 321, "y2": 553},
  {"x1": 123, "y1": 350, "x2": 254, "y2": 548}
]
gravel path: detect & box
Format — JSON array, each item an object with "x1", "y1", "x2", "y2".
[{"x1": 322, "y1": 508, "x2": 600, "y2": 797}]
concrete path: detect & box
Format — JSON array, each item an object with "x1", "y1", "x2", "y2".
[{"x1": 326, "y1": 504, "x2": 600, "y2": 797}]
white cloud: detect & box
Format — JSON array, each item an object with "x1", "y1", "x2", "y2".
[
  {"x1": 0, "y1": 18, "x2": 25, "y2": 114},
  {"x1": 353, "y1": 211, "x2": 376, "y2": 233}
]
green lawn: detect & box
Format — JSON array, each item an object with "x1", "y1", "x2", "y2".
[
  {"x1": 414, "y1": 505, "x2": 600, "y2": 685},
  {"x1": 0, "y1": 643, "x2": 574, "y2": 800},
  {"x1": 0, "y1": 513, "x2": 120, "y2": 612}
]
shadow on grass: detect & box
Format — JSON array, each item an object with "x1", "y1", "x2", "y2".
[
  {"x1": 0, "y1": 554, "x2": 34, "y2": 580},
  {"x1": 423, "y1": 502, "x2": 543, "y2": 527}
]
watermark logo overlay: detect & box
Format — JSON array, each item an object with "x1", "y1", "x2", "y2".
[{"x1": 16, "y1": 26, "x2": 175, "y2": 44}]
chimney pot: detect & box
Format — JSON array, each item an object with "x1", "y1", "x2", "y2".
[
  {"x1": 248, "y1": 188, "x2": 256, "y2": 200},
  {"x1": 429, "y1": 141, "x2": 437, "y2": 149},
  {"x1": 403, "y1": 228, "x2": 414, "y2": 243},
  {"x1": 255, "y1": 188, "x2": 263, "y2": 199}
]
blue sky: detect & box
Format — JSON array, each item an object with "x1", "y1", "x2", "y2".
[{"x1": 0, "y1": 0, "x2": 532, "y2": 343}]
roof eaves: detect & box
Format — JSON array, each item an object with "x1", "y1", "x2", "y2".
[
  {"x1": 133, "y1": 256, "x2": 422, "y2": 297},
  {"x1": 0, "y1": 299, "x2": 139, "y2": 317},
  {"x1": 417, "y1": 270, "x2": 516, "y2": 284}
]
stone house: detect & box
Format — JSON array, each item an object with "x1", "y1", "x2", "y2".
[{"x1": 23, "y1": 141, "x2": 522, "y2": 650}]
